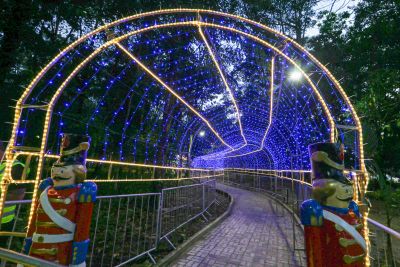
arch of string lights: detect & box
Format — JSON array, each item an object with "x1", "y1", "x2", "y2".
[{"x1": 1, "y1": 9, "x2": 367, "y2": 217}]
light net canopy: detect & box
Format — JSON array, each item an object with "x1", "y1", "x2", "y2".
[{"x1": 14, "y1": 9, "x2": 362, "y2": 171}]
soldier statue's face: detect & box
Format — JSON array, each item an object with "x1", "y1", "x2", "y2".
[
  {"x1": 326, "y1": 180, "x2": 354, "y2": 208},
  {"x1": 51, "y1": 165, "x2": 76, "y2": 187}
]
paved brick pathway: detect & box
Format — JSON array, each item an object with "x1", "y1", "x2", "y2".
[{"x1": 172, "y1": 183, "x2": 306, "y2": 267}]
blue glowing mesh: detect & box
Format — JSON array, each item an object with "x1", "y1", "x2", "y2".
[{"x1": 16, "y1": 11, "x2": 360, "y2": 170}]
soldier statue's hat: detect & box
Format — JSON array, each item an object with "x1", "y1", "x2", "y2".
[
  {"x1": 308, "y1": 142, "x2": 351, "y2": 185},
  {"x1": 53, "y1": 133, "x2": 91, "y2": 167}
]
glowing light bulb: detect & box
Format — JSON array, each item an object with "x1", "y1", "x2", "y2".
[
  {"x1": 199, "y1": 131, "x2": 206, "y2": 137},
  {"x1": 289, "y1": 69, "x2": 302, "y2": 81}
]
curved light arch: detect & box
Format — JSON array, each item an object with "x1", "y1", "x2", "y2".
[
  {"x1": 4, "y1": 9, "x2": 363, "y2": 169},
  {"x1": 203, "y1": 56, "x2": 277, "y2": 160},
  {"x1": 197, "y1": 25, "x2": 247, "y2": 145},
  {"x1": 0, "y1": 9, "x2": 367, "y2": 233}
]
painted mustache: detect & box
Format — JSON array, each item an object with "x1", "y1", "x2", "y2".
[
  {"x1": 336, "y1": 195, "x2": 353, "y2": 201},
  {"x1": 52, "y1": 176, "x2": 72, "y2": 181}
]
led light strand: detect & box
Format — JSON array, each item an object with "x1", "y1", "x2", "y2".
[
  {"x1": 1, "y1": 12, "x2": 366, "y2": 239},
  {"x1": 114, "y1": 41, "x2": 234, "y2": 150},
  {"x1": 197, "y1": 25, "x2": 247, "y2": 145}
]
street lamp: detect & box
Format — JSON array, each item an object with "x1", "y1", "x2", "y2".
[
  {"x1": 289, "y1": 69, "x2": 302, "y2": 81},
  {"x1": 188, "y1": 129, "x2": 206, "y2": 167}
]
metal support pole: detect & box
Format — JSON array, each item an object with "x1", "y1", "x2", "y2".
[
  {"x1": 164, "y1": 236, "x2": 176, "y2": 250},
  {"x1": 155, "y1": 193, "x2": 163, "y2": 245},
  {"x1": 202, "y1": 184, "x2": 206, "y2": 212}
]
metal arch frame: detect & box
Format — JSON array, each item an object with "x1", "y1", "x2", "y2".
[
  {"x1": 0, "y1": 21, "x2": 233, "y2": 227},
  {"x1": 226, "y1": 146, "x2": 275, "y2": 169},
  {"x1": 200, "y1": 56, "x2": 277, "y2": 160},
  {"x1": 114, "y1": 42, "x2": 233, "y2": 150},
  {"x1": 178, "y1": 110, "x2": 246, "y2": 160},
  {"x1": 2, "y1": 9, "x2": 365, "y2": 181},
  {"x1": 203, "y1": 114, "x2": 308, "y2": 169},
  {"x1": 0, "y1": 10, "x2": 365, "y2": 234},
  {"x1": 217, "y1": 143, "x2": 274, "y2": 163},
  {"x1": 197, "y1": 101, "x2": 305, "y2": 165},
  {"x1": 222, "y1": 124, "x2": 294, "y2": 163},
  {"x1": 197, "y1": 24, "x2": 247, "y2": 146},
  {"x1": 196, "y1": 130, "x2": 283, "y2": 170}
]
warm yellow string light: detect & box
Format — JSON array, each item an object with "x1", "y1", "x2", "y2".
[
  {"x1": 197, "y1": 25, "x2": 247, "y2": 145},
  {"x1": 0, "y1": 11, "x2": 366, "y2": 252},
  {"x1": 13, "y1": 151, "x2": 216, "y2": 171},
  {"x1": 2, "y1": 8, "x2": 364, "y2": 186},
  {"x1": 86, "y1": 174, "x2": 223, "y2": 183},
  {"x1": 114, "y1": 42, "x2": 234, "y2": 150},
  {"x1": 261, "y1": 57, "x2": 275, "y2": 148},
  {"x1": 224, "y1": 169, "x2": 312, "y2": 186},
  {"x1": 6, "y1": 175, "x2": 223, "y2": 184},
  {"x1": 204, "y1": 57, "x2": 277, "y2": 160},
  {"x1": 196, "y1": 22, "x2": 336, "y2": 142}
]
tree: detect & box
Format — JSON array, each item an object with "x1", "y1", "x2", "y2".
[
  {"x1": 346, "y1": 0, "x2": 400, "y2": 176},
  {"x1": 310, "y1": 0, "x2": 400, "y2": 177},
  {"x1": 241, "y1": 0, "x2": 319, "y2": 43}
]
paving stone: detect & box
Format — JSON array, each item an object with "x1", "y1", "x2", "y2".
[{"x1": 171, "y1": 184, "x2": 306, "y2": 267}]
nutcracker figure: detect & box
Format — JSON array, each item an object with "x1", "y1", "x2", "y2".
[
  {"x1": 301, "y1": 142, "x2": 366, "y2": 267},
  {"x1": 22, "y1": 134, "x2": 97, "y2": 266}
]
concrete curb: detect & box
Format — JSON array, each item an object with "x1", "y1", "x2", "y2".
[{"x1": 157, "y1": 189, "x2": 234, "y2": 267}]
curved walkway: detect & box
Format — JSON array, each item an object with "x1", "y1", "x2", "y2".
[{"x1": 171, "y1": 183, "x2": 306, "y2": 267}]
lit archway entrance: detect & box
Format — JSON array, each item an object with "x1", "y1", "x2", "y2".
[{"x1": 0, "y1": 9, "x2": 367, "y2": 243}]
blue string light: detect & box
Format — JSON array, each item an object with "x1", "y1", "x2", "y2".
[{"x1": 15, "y1": 13, "x2": 360, "y2": 171}]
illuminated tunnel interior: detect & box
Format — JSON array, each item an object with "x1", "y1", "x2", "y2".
[{"x1": 12, "y1": 9, "x2": 363, "y2": 172}]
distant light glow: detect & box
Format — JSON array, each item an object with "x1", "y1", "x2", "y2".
[
  {"x1": 289, "y1": 69, "x2": 303, "y2": 81},
  {"x1": 199, "y1": 130, "x2": 206, "y2": 137}
]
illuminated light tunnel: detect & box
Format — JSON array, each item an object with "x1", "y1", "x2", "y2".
[{"x1": 3, "y1": 9, "x2": 365, "y2": 184}]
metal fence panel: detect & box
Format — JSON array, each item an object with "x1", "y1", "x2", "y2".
[
  {"x1": 203, "y1": 180, "x2": 216, "y2": 210},
  {"x1": 160, "y1": 180, "x2": 216, "y2": 239},
  {"x1": 222, "y1": 169, "x2": 400, "y2": 267},
  {"x1": 88, "y1": 193, "x2": 161, "y2": 267},
  {"x1": 1, "y1": 179, "x2": 218, "y2": 266}
]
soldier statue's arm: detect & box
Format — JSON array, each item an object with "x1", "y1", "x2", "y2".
[
  {"x1": 349, "y1": 200, "x2": 361, "y2": 218},
  {"x1": 70, "y1": 181, "x2": 97, "y2": 267},
  {"x1": 301, "y1": 199, "x2": 325, "y2": 267},
  {"x1": 22, "y1": 178, "x2": 54, "y2": 254},
  {"x1": 301, "y1": 199, "x2": 323, "y2": 226}
]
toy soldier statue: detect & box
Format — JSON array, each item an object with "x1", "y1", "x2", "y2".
[
  {"x1": 22, "y1": 134, "x2": 97, "y2": 266},
  {"x1": 301, "y1": 143, "x2": 366, "y2": 267}
]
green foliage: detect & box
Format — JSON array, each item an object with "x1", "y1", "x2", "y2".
[{"x1": 310, "y1": 0, "x2": 400, "y2": 177}]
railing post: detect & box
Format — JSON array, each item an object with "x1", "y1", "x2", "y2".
[
  {"x1": 156, "y1": 191, "x2": 163, "y2": 245},
  {"x1": 202, "y1": 183, "x2": 206, "y2": 212}
]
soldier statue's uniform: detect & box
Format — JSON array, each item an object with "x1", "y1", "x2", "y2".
[
  {"x1": 301, "y1": 143, "x2": 366, "y2": 267},
  {"x1": 23, "y1": 134, "x2": 97, "y2": 266}
]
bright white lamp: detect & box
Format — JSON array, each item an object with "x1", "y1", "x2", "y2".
[{"x1": 289, "y1": 69, "x2": 302, "y2": 81}]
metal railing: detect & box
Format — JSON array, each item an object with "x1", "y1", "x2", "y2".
[
  {"x1": 221, "y1": 169, "x2": 400, "y2": 267},
  {"x1": 0, "y1": 247, "x2": 61, "y2": 267},
  {"x1": 89, "y1": 193, "x2": 161, "y2": 266},
  {"x1": 159, "y1": 179, "x2": 216, "y2": 247},
  {"x1": 0, "y1": 179, "x2": 217, "y2": 266}
]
